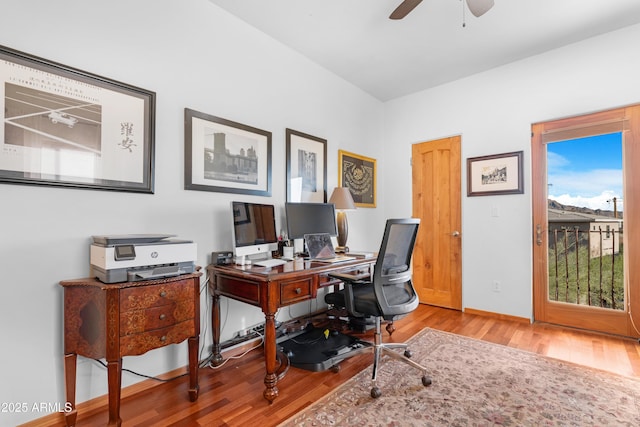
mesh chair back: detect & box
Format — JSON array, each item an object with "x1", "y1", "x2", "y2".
[{"x1": 373, "y1": 218, "x2": 420, "y2": 317}]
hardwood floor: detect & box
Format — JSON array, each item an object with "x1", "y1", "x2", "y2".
[{"x1": 29, "y1": 304, "x2": 640, "y2": 427}]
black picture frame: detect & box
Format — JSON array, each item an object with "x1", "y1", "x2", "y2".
[
  {"x1": 0, "y1": 45, "x2": 156, "y2": 193},
  {"x1": 285, "y1": 128, "x2": 327, "y2": 202},
  {"x1": 467, "y1": 150, "x2": 524, "y2": 196},
  {"x1": 184, "y1": 108, "x2": 272, "y2": 196}
]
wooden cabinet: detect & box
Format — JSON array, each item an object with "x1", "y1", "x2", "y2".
[{"x1": 60, "y1": 272, "x2": 202, "y2": 427}]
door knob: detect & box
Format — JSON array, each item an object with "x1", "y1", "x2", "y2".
[
  {"x1": 536, "y1": 224, "x2": 543, "y2": 246},
  {"x1": 451, "y1": 231, "x2": 460, "y2": 237}
]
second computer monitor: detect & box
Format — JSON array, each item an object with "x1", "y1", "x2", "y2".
[{"x1": 285, "y1": 202, "x2": 338, "y2": 240}]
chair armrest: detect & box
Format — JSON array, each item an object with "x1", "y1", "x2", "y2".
[{"x1": 327, "y1": 272, "x2": 371, "y2": 318}]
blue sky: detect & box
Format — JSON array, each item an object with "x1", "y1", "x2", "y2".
[{"x1": 547, "y1": 132, "x2": 623, "y2": 211}]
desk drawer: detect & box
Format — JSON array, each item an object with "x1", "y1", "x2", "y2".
[
  {"x1": 216, "y1": 276, "x2": 260, "y2": 305},
  {"x1": 280, "y1": 278, "x2": 313, "y2": 305},
  {"x1": 120, "y1": 280, "x2": 194, "y2": 311},
  {"x1": 120, "y1": 300, "x2": 194, "y2": 335},
  {"x1": 120, "y1": 321, "x2": 195, "y2": 356}
]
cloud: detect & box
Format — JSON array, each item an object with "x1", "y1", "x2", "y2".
[
  {"x1": 548, "y1": 168, "x2": 622, "y2": 198},
  {"x1": 549, "y1": 190, "x2": 622, "y2": 211}
]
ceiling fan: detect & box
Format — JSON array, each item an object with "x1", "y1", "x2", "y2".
[{"x1": 390, "y1": 0, "x2": 495, "y2": 20}]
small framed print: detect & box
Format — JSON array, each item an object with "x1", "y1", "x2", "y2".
[
  {"x1": 184, "y1": 108, "x2": 272, "y2": 196},
  {"x1": 467, "y1": 150, "x2": 524, "y2": 196},
  {"x1": 286, "y1": 128, "x2": 327, "y2": 202},
  {"x1": 338, "y1": 149, "x2": 376, "y2": 208}
]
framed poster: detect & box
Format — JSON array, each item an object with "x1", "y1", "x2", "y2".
[
  {"x1": 184, "y1": 108, "x2": 272, "y2": 196},
  {"x1": 285, "y1": 128, "x2": 327, "y2": 202},
  {"x1": 0, "y1": 45, "x2": 155, "y2": 193},
  {"x1": 467, "y1": 150, "x2": 524, "y2": 196},
  {"x1": 338, "y1": 149, "x2": 376, "y2": 208}
]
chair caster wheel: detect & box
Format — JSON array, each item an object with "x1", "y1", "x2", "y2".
[
  {"x1": 404, "y1": 350, "x2": 412, "y2": 358},
  {"x1": 371, "y1": 387, "x2": 382, "y2": 398},
  {"x1": 422, "y1": 375, "x2": 432, "y2": 387},
  {"x1": 330, "y1": 364, "x2": 341, "y2": 373}
]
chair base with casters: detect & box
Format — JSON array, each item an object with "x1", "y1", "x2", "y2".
[{"x1": 367, "y1": 315, "x2": 431, "y2": 398}]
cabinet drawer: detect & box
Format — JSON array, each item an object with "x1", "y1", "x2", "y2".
[
  {"x1": 120, "y1": 300, "x2": 194, "y2": 335},
  {"x1": 120, "y1": 321, "x2": 195, "y2": 357},
  {"x1": 120, "y1": 280, "x2": 194, "y2": 311},
  {"x1": 280, "y1": 278, "x2": 312, "y2": 305}
]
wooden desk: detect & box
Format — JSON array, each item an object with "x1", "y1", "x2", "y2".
[
  {"x1": 208, "y1": 257, "x2": 375, "y2": 403},
  {"x1": 59, "y1": 271, "x2": 202, "y2": 427}
]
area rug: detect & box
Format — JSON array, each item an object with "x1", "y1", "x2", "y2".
[{"x1": 279, "y1": 328, "x2": 640, "y2": 426}]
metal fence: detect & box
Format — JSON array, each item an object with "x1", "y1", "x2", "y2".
[{"x1": 548, "y1": 227, "x2": 624, "y2": 310}]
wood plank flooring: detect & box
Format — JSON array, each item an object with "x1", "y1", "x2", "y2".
[{"x1": 28, "y1": 304, "x2": 640, "y2": 426}]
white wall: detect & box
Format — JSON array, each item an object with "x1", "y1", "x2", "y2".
[
  {"x1": 5, "y1": 0, "x2": 640, "y2": 424},
  {"x1": 0, "y1": 1, "x2": 385, "y2": 424},
  {"x1": 383, "y1": 23, "x2": 640, "y2": 319}
]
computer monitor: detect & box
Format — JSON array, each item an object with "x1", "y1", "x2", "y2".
[
  {"x1": 285, "y1": 202, "x2": 338, "y2": 239},
  {"x1": 231, "y1": 201, "x2": 278, "y2": 260}
]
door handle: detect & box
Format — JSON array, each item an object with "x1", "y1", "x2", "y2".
[
  {"x1": 536, "y1": 224, "x2": 543, "y2": 246},
  {"x1": 451, "y1": 231, "x2": 460, "y2": 237}
]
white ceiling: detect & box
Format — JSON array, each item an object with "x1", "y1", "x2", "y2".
[{"x1": 208, "y1": 0, "x2": 640, "y2": 101}]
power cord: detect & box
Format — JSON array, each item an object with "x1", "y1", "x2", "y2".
[
  {"x1": 91, "y1": 358, "x2": 188, "y2": 382},
  {"x1": 207, "y1": 330, "x2": 265, "y2": 369}
]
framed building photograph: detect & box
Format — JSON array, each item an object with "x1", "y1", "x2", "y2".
[
  {"x1": 0, "y1": 45, "x2": 156, "y2": 193},
  {"x1": 338, "y1": 149, "x2": 376, "y2": 208},
  {"x1": 467, "y1": 150, "x2": 524, "y2": 196},
  {"x1": 184, "y1": 108, "x2": 272, "y2": 196},
  {"x1": 286, "y1": 128, "x2": 327, "y2": 202}
]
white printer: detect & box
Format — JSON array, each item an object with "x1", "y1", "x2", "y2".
[{"x1": 90, "y1": 234, "x2": 197, "y2": 283}]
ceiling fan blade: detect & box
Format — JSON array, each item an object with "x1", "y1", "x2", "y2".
[
  {"x1": 389, "y1": 0, "x2": 423, "y2": 20},
  {"x1": 466, "y1": 0, "x2": 495, "y2": 17}
]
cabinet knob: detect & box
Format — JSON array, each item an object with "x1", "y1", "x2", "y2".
[
  {"x1": 160, "y1": 335, "x2": 167, "y2": 342},
  {"x1": 159, "y1": 314, "x2": 166, "y2": 320},
  {"x1": 160, "y1": 291, "x2": 167, "y2": 298},
  {"x1": 295, "y1": 288, "x2": 302, "y2": 295}
]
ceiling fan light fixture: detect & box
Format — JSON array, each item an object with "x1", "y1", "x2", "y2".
[{"x1": 466, "y1": 0, "x2": 495, "y2": 18}]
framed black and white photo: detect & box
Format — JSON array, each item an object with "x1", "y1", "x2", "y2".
[
  {"x1": 467, "y1": 150, "x2": 524, "y2": 196},
  {"x1": 0, "y1": 45, "x2": 155, "y2": 193},
  {"x1": 286, "y1": 128, "x2": 327, "y2": 202},
  {"x1": 184, "y1": 108, "x2": 272, "y2": 196}
]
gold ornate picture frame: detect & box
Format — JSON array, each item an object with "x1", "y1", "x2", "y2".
[{"x1": 338, "y1": 149, "x2": 376, "y2": 208}]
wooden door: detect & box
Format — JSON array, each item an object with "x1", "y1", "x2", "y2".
[
  {"x1": 412, "y1": 136, "x2": 462, "y2": 309},
  {"x1": 532, "y1": 105, "x2": 640, "y2": 337}
]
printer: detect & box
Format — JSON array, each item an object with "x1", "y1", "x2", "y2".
[{"x1": 90, "y1": 234, "x2": 197, "y2": 283}]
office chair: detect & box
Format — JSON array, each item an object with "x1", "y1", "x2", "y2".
[{"x1": 325, "y1": 218, "x2": 431, "y2": 398}]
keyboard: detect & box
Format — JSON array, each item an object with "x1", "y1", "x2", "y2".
[
  {"x1": 310, "y1": 255, "x2": 352, "y2": 263},
  {"x1": 253, "y1": 258, "x2": 288, "y2": 267}
]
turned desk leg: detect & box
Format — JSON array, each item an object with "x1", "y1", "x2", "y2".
[
  {"x1": 210, "y1": 291, "x2": 223, "y2": 366},
  {"x1": 106, "y1": 358, "x2": 122, "y2": 427},
  {"x1": 188, "y1": 336, "x2": 199, "y2": 401},
  {"x1": 262, "y1": 312, "x2": 279, "y2": 403},
  {"x1": 63, "y1": 353, "x2": 77, "y2": 427}
]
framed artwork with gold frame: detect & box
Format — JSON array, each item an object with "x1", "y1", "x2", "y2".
[{"x1": 338, "y1": 149, "x2": 376, "y2": 208}]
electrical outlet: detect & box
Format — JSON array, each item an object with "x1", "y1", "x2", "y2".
[{"x1": 492, "y1": 280, "x2": 501, "y2": 292}]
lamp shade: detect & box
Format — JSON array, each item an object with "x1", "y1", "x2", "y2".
[{"x1": 329, "y1": 187, "x2": 356, "y2": 210}]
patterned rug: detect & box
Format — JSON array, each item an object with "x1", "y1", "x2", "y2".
[{"x1": 279, "y1": 328, "x2": 640, "y2": 426}]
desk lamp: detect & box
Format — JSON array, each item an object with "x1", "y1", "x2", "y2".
[{"x1": 329, "y1": 187, "x2": 356, "y2": 253}]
